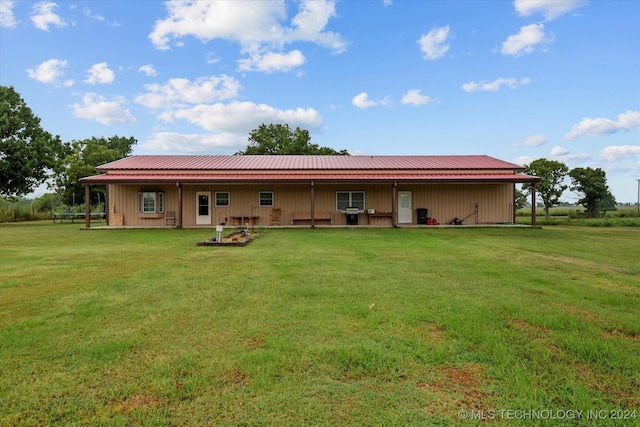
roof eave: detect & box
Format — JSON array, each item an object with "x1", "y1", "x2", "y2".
[{"x1": 81, "y1": 173, "x2": 540, "y2": 185}]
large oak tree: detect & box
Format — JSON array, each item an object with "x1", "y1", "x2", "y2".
[
  {"x1": 569, "y1": 167, "x2": 615, "y2": 217},
  {"x1": 0, "y1": 86, "x2": 66, "y2": 197},
  {"x1": 523, "y1": 158, "x2": 569, "y2": 219},
  {"x1": 237, "y1": 123, "x2": 349, "y2": 155}
]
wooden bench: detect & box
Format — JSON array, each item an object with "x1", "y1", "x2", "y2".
[
  {"x1": 291, "y1": 212, "x2": 332, "y2": 224},
  {"x1": 231, "y1": 216, "x2": 258, "y2": 226}
]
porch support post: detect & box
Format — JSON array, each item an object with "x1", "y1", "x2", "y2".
[
  {"x1": 512, "y1": 185, "x2": 516, "y2": 224},
  {"x1": 105, "y1": 185, "x2": 110, "y2": 225},
  {"x1": 392, "y1": 181, "x2": 398, "y2": 227},
  {"x1": 176, "y1": 182, "x2": 183, "y2": 228},
  {"x1": 310, "y1": 181, "x2": 315, "y2": 228},
  {"x1": 84, "y1": 184, "x2": 91, "y2": 229},
  {"x1": 531, "y1": 183, "x2": 537, "y2": 227}
]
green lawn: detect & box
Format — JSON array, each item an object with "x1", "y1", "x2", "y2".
[{"x1": 1, "y1": 223, "x2": 638, "y2": 426}]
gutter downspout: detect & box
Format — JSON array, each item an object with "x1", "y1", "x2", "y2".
[
  {"x1": 512, "y1": 185, "x2": 516, "y2": 224},
  {"x1": 105, "y1": 185, "x2": 110, "y2": 226}
]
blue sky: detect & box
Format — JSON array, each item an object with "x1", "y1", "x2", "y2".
[{"x1": 1, "y1": 0, "x2": 639, "y2": 202}]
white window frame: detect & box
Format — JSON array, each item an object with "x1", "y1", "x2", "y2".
[
  {"x1": 259, "y1": 191, "x2": 274, "y2": 207},
  {"x1": 137, "y1": 191, "x2": 164, "y2": 214},
  {"x1": 336, "y1": 191, "x2": 365, "y2": 212},
  {"x1": 215, "y1": 192, "x2": 230, "y2": 207}
]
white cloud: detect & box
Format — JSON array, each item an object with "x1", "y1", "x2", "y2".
[
  {"x1": 513, "y1": 155, "x2": 537, "y2": 166},
  {"x1": 514, "y1": 134, "x2": 548, "y2": 147},
  {"x1": 31, "y1": 1, "x2": 67, "y2": 31},
  {"x1": 287, "y1": 0, "x2": 347, "y2": 53},
  {"x1": 149, "y1": 0, "x2": 283, "y2": 49},
  {"x1": 550, "y1": 146, "x2": 569, "y2": 156},
  {"x1": 205, "y1": 52, "x2": 220, "y2": 65},
  {"x1": 141, "y1": 132, "x2": 245, "y2": 153},
  {"x1": 548, "y1": 145, "x2": 590, "y2": 162},
  {"x1": 148, "y1": 0, "x2": 346, "y2": 72},
  {"x1": 417, "y1": 26, "x2": 450, "y2": 60},
  {"x1": 514, "y1": 0, "x2": 587, "y2": 21},
  {"x1": 71, "y1": 93, "x2": 136, "y2": 125},
  {"x1": 401, "y1": 89, "x2": 431, "y2": 106},
  {"x1": 83, "y1": 7, "x2": 105, "y2": 22},
  {"x1": 82, "y1": 7, "x2": 119, "y2": 26},
  {"x1": 565, "y1": 110, "x2": 640, "y2": 140},
  {"x1": 238, "y1": 50, "x2": 305, "y2": 73},
  {"x1": 135, "y1": 75, "x2": 241, "y2": 109},
  {"x1": 599, "y1": 145, "x2": 640, "y2": 162},
  {"x1": 352, "y1": 92, "x2": 389, "y2": 109},
  {"x1": 515, "y1": 146, "x2": 589, "y2": 166},
  {"x1": 84, "y1": 62, "x2": 115, "y2": 85},
  {"x1": 501, "y1": 24, "x2": 552, "y2": 56},
  {"x1": 462, "y1": 77, "x2": 531, "y2": 92},
  {"x1": 1, "y1": 0, "x2": 17, "y2": 28},
  {"x1": 26, "y1": 58, "x2": 68, "y2": 83},
  {"x1": 138, "y1": 64, "x2": 157, "y2": 77},
  {"x1": 165, "y1": 101, "x2": 322, "y2": 134}
]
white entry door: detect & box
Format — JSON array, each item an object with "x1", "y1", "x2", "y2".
[
  {"x1": 398, "y1": 191, "x2": 412, "y2": 224},
  {"x1": 196, "y1": 191, "x2": 211, "y2": 225}
]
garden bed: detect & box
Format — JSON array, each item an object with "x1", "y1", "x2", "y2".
[{"x1": 197, "y1": 230, "x2": 262, "y2": 247}]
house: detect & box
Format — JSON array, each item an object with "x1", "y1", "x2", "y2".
[{"x1": 80, "y1": 155, "x2": 540, "y2": 228}]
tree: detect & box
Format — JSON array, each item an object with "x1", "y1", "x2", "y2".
[
  {"x1": 522, "y1": 158, "x2": 569, "y2": 219},
  {"x1": 515, "y1": 188, "x2": 528, "y2": 210},
  {"x1": 0, "y1": 85, "x2": 66, "y2": 197},
  {"x1": 54, "y1": 136, "x2": 136, "y2": 206},
  {"x1": 569, "y1": 167, "x2": 615, "y2": 218},
  {"x1": 237, "y1": 123, "x2": 349, "y2": 155}
]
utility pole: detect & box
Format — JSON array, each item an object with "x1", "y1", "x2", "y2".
[{"x1": 637, "y1": 179, "x2": 639, "y2": 215}]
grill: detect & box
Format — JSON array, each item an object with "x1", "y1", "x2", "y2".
[{"x1": 345, "y1": 207, "x2": 359, "y2": 225}]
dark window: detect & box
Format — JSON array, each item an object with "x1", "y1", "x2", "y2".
[
  {"x1": 336, "y1": 191, "x2": 365, "y2": 211},
  {"x1": 215, "y1": 192, "x2": 230, "y2": 207}
]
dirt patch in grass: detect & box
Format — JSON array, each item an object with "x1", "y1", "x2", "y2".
[
  {"x1": 220, "y1": 370, "x2": 248, "y2": 389},
  {"x1": 573, "y1": 362, "x2": 639, "y2": 408},
  {"x1": 426, "y1": 322, "x2": 444, "y2": 341},
  {"x1": 114, "y1": 395, "x2": 160, "y2": 413},
  {"x1": 509, "y1": 318, "x2": 549, "y2": 337},
  {"x1": 556, "y1": 303, "x2": 601, "y2": 321},
  {"x1": 246, "y1": 337, "x2": 266, "y2": 348},
  {"x1": 418, "y1": 363, "x2": 491, "y2": 416},
  {"x1": 600, "y1": 329, "x2": 640, "y2": 342}
]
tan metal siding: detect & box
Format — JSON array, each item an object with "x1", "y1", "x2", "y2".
[
  {"x1": 107, "y1": 184, "x2": 178, "y2": 227},
  {"x1": 409, "y1": 183, "x2": 514, "y2": 224},
  {"x1": 181, "y1": 184, "x2": 313, "y2": 226},
  {"x1": 107, "y1": 181, "x2": 514, "y2": 227}
]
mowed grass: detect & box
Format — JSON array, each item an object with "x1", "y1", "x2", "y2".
[{"x1": 1, "y1": 223, "x2": 638, "y2": 426}]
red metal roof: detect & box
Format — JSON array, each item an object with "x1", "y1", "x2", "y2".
[
  {"x1": 82, "y1": 172, "x2": 539, "y2": 184},
  {"x1": 96, "y1": 155, "x2": 526, "y2": 172}
]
